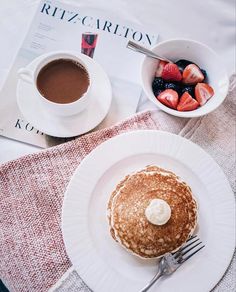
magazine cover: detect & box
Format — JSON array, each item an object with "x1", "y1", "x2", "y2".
[{"x1": 0, "y1": 0, "x2": 158, "y2": 148}]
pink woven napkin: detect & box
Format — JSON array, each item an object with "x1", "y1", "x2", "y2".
[
  {"x1": 0, "y1": 111, "x2": 163, "y2": 292},
  {"x1": 0, "y1": 75, "x2": 235, "y2": 292}
]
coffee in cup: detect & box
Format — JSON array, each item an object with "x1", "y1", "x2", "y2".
[
  {"x1": 36, "y1": 59, "x2": 90, "y2": 104},
  {"x1": 18, "y1": 52, "x2": 92, "y2": 116}
]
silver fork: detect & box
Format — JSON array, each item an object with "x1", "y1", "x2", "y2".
[{"x1": 140, "y1": 235, "x2": 205, "y2": 292}]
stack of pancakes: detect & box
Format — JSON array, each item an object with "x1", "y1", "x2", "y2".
[{"x1": 107, "y1": 166, "x2": 198, "y2": 258}]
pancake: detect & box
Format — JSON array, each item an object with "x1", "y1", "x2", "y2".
[
  {"x1": 107, "y1": 166, "x2": 197, "y2": 258},
  {"x1": 107, "y1": 166, "x2": 177, "y2": 240}
]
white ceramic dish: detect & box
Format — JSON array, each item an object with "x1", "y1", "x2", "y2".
[
  {"x1": 62, "y1": 130, "x2": 235, "y2": 292},
  {"x1": 141, "y1": 39, "x2": 229, "y2": 118},
  {"x1": 17, "y1": 51, "x2": 112, "y2": 137}
]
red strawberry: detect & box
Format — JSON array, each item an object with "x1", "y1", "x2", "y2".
[
  {"x1": 177, "y1": 92, "x2": 199, "y2": 111},
  {"x1": 157, "y1": 89, "x2": 179, "y2": 109},
  {"x1": 182, "y1": 64, "x2": 204, "y2": 84},
  {"x1": 161, "y1": 63, "x2": 182, "y2": 81},
  {"x1": 155, "y1": 60, "x2": 168, "y2": 77},
  {"x1": 195, "y1": 83, "x2": 214, "y2": 106}
]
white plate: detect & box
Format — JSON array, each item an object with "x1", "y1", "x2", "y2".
[
  {"x1": 16, "y1": 52, "x2": 112, "y2": 137},
  {"x1": 62, "y1": 130, "x2": 235, "y2": 292}
]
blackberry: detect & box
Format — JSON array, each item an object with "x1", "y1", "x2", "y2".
[
  {"x1": 175, "y1": 59, "x2": 193, "y2": 72},
  {"x1": 181, "y1": 85, "x2": 195, "y2": 97},
  {"x1": 153, "y1": 89, "x2": 163, "y2": 97},
  {"x1": 152, "y1": 77, "x2": 165, "y2": 91},
  {"x1": 164, "y1": 82, "x2": 181, "y2": 95},
  {"x1": 200, "y1": 69, "x2": 207, "y2": 80}
]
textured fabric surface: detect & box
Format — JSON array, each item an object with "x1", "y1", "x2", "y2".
[
  {"x1": 49, "y1": 267, "x2": 91, "y2": 292},
  {"x1": 0, "y1": 76, "x2": 235, "y2": 292},
  {"x1": 0, "y1": 111, "x2": 160, "y2": 292}
]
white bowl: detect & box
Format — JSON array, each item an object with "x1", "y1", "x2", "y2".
[{"x1": 141, "y1": 39, "x2": 229, "y2": 118}]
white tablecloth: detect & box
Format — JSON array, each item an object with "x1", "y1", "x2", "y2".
[{"x1": 0, "y1": 0, "x2": 235, "y2": 163}]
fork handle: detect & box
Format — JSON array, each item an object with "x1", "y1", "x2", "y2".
[
  {"x1": 126, "y1": 41, "x2": 173, "y2": 63},
  {"x1": 139, "y1": 270, "x2": 163, "y2": 292}
]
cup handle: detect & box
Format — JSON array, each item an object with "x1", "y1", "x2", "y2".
[{"x1": 18, "y1": 68, "x2": 34, "y2": 84}]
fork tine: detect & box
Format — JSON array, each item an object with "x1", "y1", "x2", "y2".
[
  {"x1": 181, "y1": 245, "x2": 205, "y2": 263},
  {"x1": 180, "y1": 241, "x2": 202, "y2": 257},
  {"x1": 187, "y1": 235, "x2": 197, "y2": 242},
  {"x1": 173, "y1": 236, "x2": 200, "y2": 256}
]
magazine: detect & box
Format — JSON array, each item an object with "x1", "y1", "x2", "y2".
[{"x1": 0, "y1": 0, "x2": 158, "y2": 148}]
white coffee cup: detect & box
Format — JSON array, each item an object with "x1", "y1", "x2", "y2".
[{"x1": 18, "y1": 51, "x2": 92, "y2": 117}]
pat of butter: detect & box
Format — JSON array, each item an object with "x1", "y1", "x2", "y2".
[{"x1": 145, "y1": 199, "x2": 171, "y2": 225}]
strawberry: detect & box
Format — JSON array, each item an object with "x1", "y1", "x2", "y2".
[
  {"x1": 157, "y1": 89, "x2": 179, "y2": 109},
  {"x1": 161, "y1": 63, "x2": 182, "y2": 81},
  {"x1": 177, "y1": 92, "x2": 199, "y2": 111},
  {"x1": 182, "y1": 64, "x2": 204, "y2": 84},
  {"x1": 155, "y1": 60, "x2": 168, "y2": 77},
  {"x1": 195, "y1": 83, "x2": 214, "y2": 106}
]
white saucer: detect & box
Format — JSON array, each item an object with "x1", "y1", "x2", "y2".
[{"x1": 16, "y1": 51, "x2": 112, "y2": 137}]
